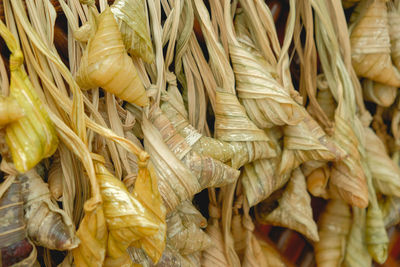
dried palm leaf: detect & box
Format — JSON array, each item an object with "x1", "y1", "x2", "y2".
[
  {"x1": 231, "y1": 197, "x2": 247, "y2": 261},
  {"x1": 314, "y1": 199, "x2": 351, "y2": 267},
  {"x1": 76, "y1": 7, "x2": 148, "y2": 106},
  {"x1": 363, "y1": 158, "x2": 388, "y2": 264},
  {"x1": 0, "y1": 96, "x2": 23, "y2": 127},
  {"x1": 229, "y1": 11, "x2": 305, "y2": 129},
  {"x1": 306, "y1": 165, "x2": 330, "y2": 199},
  {"x1": 315, "y1": 75, "x2": 336, "y2": 121},
  {"x1": 193, "y1": 0, "x2": 277, "y2": 173},
  {"x1": 19, "y1": 169, "x2": 79, "y2": 250},
  {"x1": 330, "y1": 115, "x2": 368, "y2": 208},
  {"x1": 0, "y1": 19, "x2": 58, "y2": 173},
  {"x1": 0, "y1": 178, "x2": 37, "y2": 267},
  {"x1": 362, "y1": 79, "x2": 397, "y2": 107},
  {"x1": 125, "y1": 104, "x2": 144, "y2": 139},
  {"x1": 126, "y1": 246, "x2": 150, "y2": 266},
  {"x1": 350, "y1": 0, "x2": 400, "y2": 87},
  {"x1": 241, "y1": 198, "x2": 268, "y2": 267},
  {"x1": 131, "y1": 161, "x2": 166, "y2": 263},
  {"x1": 256, "y1": 237, "x2": 286, "y2": 267},
  {"x1": 182, "y1": 252, "x2": 201, "y2": 267},
  {"x1": 48, "y1": 154, "x2": 63, "y2": 201},
  {"x1": 149, "y1": 106, "x2": 239, "y2": 189},
  {"x1": 201, "y1": 190, "x2": 229, "y2": 267},
  {"x1": 142, "y1": 115, "x2": 201, "y2": 212},
  {"x1": 177, "y1": 200, "x2": 207, "y2": 229},
  {"x1": 241, "y1": 157, "x2": 290, "y2": 207},
  {"x1": 365, "y1": 127, "x2": 400, "y2": 197},
  {"x1": 301, "y1": 159, "x2": 326, "y2": 177},
  {"x1": 256, "y1": 168, "x2": 319, "y2": 242},
  {"x1": 388, "y1": 2, "x2": 400, "y2": 70},
  {"x1": 111, "y1": 0, "x2": 154, "y2": 63},
  {"x1": 343, "y1": 207, "x2": 372, "y2": 267},
  {"x1": 72, "y1": 200, "x2": 107, "y2": 267},
  {"x1": 123, "y1": 131, "x2": 142, "y2": 191},
  {"x1": 279, "y1": 113, "x2": 341, "y2": 175},
  {"x1": 166, "y1": 208, "x2": 212, "y2": 255},
  {"x1": 92, "y1": 155, "x2": 159, "y2": 264},
  {"x1": 214, "y1": 88, "x2": 277, "y2": 168},
  {"x1": 201, "y1": 217, "x2": 228, "y2": 267},
  {"x1": 380, "y1": 196, "x2": 400, "y2": 228},
  {"x1": 151, "y1": 246, "x2": 191, "y2": 267},
  {"x1": 365, "y1": 203, "x2": 388, "y2": 264},
  {"x1": 161, "y1": 92, "x2": 234, "y2": 164}
]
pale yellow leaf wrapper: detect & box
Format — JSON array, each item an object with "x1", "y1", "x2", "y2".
[
  {"x1": 19, "y1": 170, "x2": 79, "y2": 251},
  {"x1": 73, "y1": 199, "x2": 107, "y2": 267},
  {"x1": 388, "y1": 2, "x2": 400, "y2": 70},
  {"x1": 201, "y1": 199, "x2": 229, "y2": 267},
  {"x1": 362, "y1": 79, "x2": 397, "y2": 107},
  {"x1": 76, "y1": 8, "x2": 148, "y2": 106},
  {"x1": 380, "y1": 196, "x2": 400, "y2": 228},
  {"x1": 256, "y1": 168, "x2": 319, "y2": 242},
  {"x1": 230, "y1": 40, "x2": 305, "y2": 129},
  {"x1": 0, "y1": 179, "x2": 38, "y2": 266},
  {"x1": 166, "y1": 207, "x2": 212, "y2": 255},
  {"x1": 131, "y1": 161, "x2": 166, "y2": 263},
  {"x1": 315, "y1": 199, "x2": 351, "y2": 267},
  {"x1": 280, "y1": 113, "x2": 341, "y2": 175},
  {"x1": 214, "y1": 89, "x2": 277, "y2": 168},
  {"x1": 350, "y1": 0, "x2": 400, "y2": 87},
  {"x1": 142, "y1": 115, "x2": 201, "y2": 212},
  {"x1": 241, "y1": 158, "x2": 290, "y2": 207},
  {"x1": 0, "y1": 96, "x2": 23, "y2": 127},
  {"x1": 93, "y1": 158, "x2": 159, "y2": 263},
  {"x1": 343, "y1": 207, "x2": 371, "y2": 267},
  {"x1": 111, "y1": 0, "x2": 154, "y2": 63},
  {"x1": 365, "y1": 127, "x2": 400, "y2": 197},
  {"x1": 161, "y1": 97, "x2": 235, "y2": 164},
  {"x1": 150, "y1": 106, "x2": 239, "y2": 189},
  {"x1": 330, "y1": 114, "x2": 368, "y2": 208},
  {"x1": 0, "y1": 20, "x2": 58, "y2": 173}
]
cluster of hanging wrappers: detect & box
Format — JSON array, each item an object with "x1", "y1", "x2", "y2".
[{"x1": 1, "y1": 0, "x2": 400, "y2": 266}]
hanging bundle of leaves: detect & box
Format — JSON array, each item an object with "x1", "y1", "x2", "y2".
[
  {"x1": 111, "y1": 0, "x2": 154, "y2": 63},
  {"x1": 305, "y1": 164, "x2": 330, "y2": 199},
  {"x1": 131, "y1": 160, "x2": 166, "y2": 264},
  {"x1": 279, "y1": 113, "x2": 342, "y2": 175},
  {"x1": 362, "y1": 158, "x2": 389, "y2": 264},
  {"x1": 149, "y1": 106, "x2": 240, "y2": 189},
  {"x1": 92, "y1": 154, "x2": 159, "y2": 264},
  {"x1": 142, "y1": 114, "x2": 201, "y2": 212},
  {"x1": 365, "y1": 127, "x2": 400, "y2": 197},
  {"x1": 201, "y1": 190, "x2": 229, "y2": 267},
  {"x1": 0, "y1": 19, "x2": 58, "y2": 173},
  {"x1": 0, "y1": 178, "x2": 37, "y2": 266},
  {"x1": 388, "y1": 1, "x2": 400, "y2": 70},
  {"x1": 241, "y1": 157, "x2": 290, "y2": 207},
  {"x1": 350, "y1": 0, "x2": 400, "y2": 87},
  {"x1": 214, "y1": 89, "x2": 277, "y2": 168},
  {"x1": 76, "y1": 7, "x2": 148, "y2": 106},
  {"x1": 166, "y1": 205, "x2": 212, "y2": 255},
  {"x1": 343, "y1": 207, "x2": 372, "y2": 267},
  {"x1": 362, "y1": 79, "x2": 397, "y2": 107},
  {"x1": 161, "y1": 89, "x2": 235, "y2": 164},
  {"x1": 229, "y1": 9, "x2": 305, "y2": 129},
  {"x1": 19, "y1": 169, "x2": 79, "y2": 250},
  {"x1": 314, "y1": 199, "x2": 351, "y2": 267},
  {"x1": 256, "y1": 168, "x2": 319, "y2": 242},
  {"x1": 380, "y1": 196, "x2": 400, "y2": 228}
]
